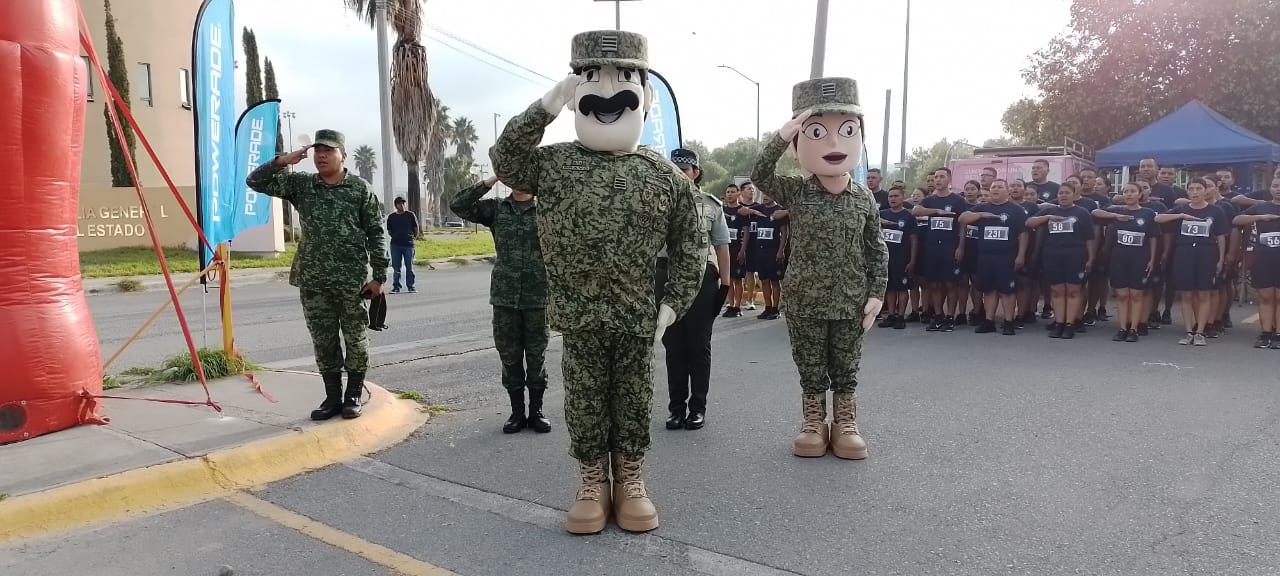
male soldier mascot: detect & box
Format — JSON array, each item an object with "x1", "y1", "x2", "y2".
[
  {"x1": 750, "y1": 78, "x2": 889, "y2": 460},
  {"x1": 490, "y1": 31, "x2": 705, "y2": 534}
]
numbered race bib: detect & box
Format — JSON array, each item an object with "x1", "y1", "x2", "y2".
[
  {"x1": 881, "y1": 229, "x2": 904, "y2": 244},
  {"x1": 930, "y1": 217, "x2": 954, "y2": 231},
  {"x1": 1116, "y1": 230, "x2": 1145, "y2": 247},
  {"x1": 1180, "y1": 220, "x2": 1210, "y2": 238},
  {"x1": 757, "y1": 227, "x2": 775, "y2": 240},
  {"x1": 1259, "y1": 231, "x2": 1280, "y2": 248},
  {"x1": 1048, "y1": 219, "x2": 1075, "y2": 234},
  {"x1": 728, "y1": 228, "x2": 738, "y2": 241},
  {"x1": 965, "y1": 225, "x2": 979, "y2": 239},
  {"x1": 984, "y1": 226, "x2": 1010, "y2": 241}
]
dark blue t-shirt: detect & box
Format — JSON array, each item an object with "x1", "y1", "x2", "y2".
[
  {"x1": 751, "y1": 204, "x2": 784, "y2": 253},
  {"x1": 1037, "y1": 205, "x2": 1093, "y2": 253},
  {"x1": 921, "y1": 193, "x2": 968, "y2": 248},
  {"x1": 1244, "y1": 202, "x2": 1280, "y2": 250},
  {"x1": 1104, "y1": 206, "x2": 1159, "y2": 255},
  {"x1": 973, "y1": 201, "x2": 1027, "y2": 256},
  {"x1": 1150, "y1": 183, "x2": 1187, "y2": 206},
  {"x1": 1031, "y1": 180, "x2": 1061, "y2": 203},
  {"x1": 387, "y1": 211, "x2": 418, "y2": 247},
  {"x1": 1167, "y1": 203, "x2": 1227, "y2": 247},
  {"x1": 879, "y1": 208, "x2": 915, "y2": 262},
  {"x1": 723, "y1": 204, "x2": 748, "y2": 247}
]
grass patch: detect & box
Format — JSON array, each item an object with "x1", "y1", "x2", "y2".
[
  {"x1": 111, "y1": 348, "x2": 261, "y2": 387},
  {"x1": 426, "y1": 404, "x2": 451, "y2": 414},
  {"x1": 80, "y1": 233, "x2": 497, "y2": 279},
  {"x1": 102, "y1": 375, "x2": 123, "y2": 390},
  {"x1": 0, "y1": 494, "x2": 7, "y2": 502},
  {"x1": 114, "y1": 278, "x2": 143, "y2": 292},
  {"x1": 396, "y1": 390, "x2": 425, "y2": 401}
]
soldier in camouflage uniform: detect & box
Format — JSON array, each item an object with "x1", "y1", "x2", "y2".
[
  {"x1": 750, "y1": 78, "x2": 889, "y2": 461},
  {"x1": 449, "y1": 175, "x2": 551, "y2": 435},
  {"x1": 246, "y1": 129, "x2": 390, "y2": 421},
  {"x1": 490, "y1": 30, "x2": 705, "y2": 535}
]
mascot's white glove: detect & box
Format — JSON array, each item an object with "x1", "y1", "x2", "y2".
[
  {"x1": 862, "y1": 298, "x2": 884, "y2": 331},
  {"x1": 540, "y1": 74, "x2": 579, "y2": 115},
  {"x1": 777, "y1": 110, "x2": 814, "y2": 141},
  {"x1": 654, "y1": 304, "x2": 676, "y2": 341}
]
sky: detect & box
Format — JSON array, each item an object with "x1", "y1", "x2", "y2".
[{"x1": 236, "y1": 0, "x2": 1073, "y2": 192}]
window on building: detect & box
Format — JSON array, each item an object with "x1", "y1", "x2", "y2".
[
  {"x1": 178, "y1": 68, "x2": 191, "y2": 109},
  {"x1": 135, "y1": 62, "x2": 152, "y2": 106},
  {"x1": 81, "y1": 56, "x2": 94, "y2": 101}
]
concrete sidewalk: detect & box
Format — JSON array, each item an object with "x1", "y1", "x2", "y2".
[
  {"x1": 0, "y1": 371, "x2": 429, "y2": 543},
  {"x1": 82, "y1": 254, "x2": 494, "y2": 294}
]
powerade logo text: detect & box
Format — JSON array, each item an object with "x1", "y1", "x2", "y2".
[
  {"x1": 648, "y1": 86, "x2": 666, "y2": 156},
  {"x1": 206, "y1": 22, "x2": 224, "y2": 224},
  {"x1": 243, "y1": 117, "x2": 265, "y2": 217}
]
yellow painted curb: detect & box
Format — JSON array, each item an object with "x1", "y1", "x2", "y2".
[{"x1": 0, "y1": 381, "x2": 428, "y2": 544}]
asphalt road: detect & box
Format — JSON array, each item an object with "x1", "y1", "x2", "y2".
[{"x1": 5, "y1": 265, "x2": 1280, "y2": 576}]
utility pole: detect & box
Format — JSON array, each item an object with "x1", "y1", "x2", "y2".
[
  {"x1": 899, "y1": 0, "x2": 911, "y2": 173},
  {"x1": 880, "y1": 90, "x2": 891, "y2": 175},
  {"x1": 375, "y1": 0, "x2": 395, "y2": 209},
  {"x1": 810, "y1": 0, "x2": 829, "y2": 79},
  {"x1": 281, "y1": 111, "x2": 296, "y2": 170},
  {"x1": 718, "y1": 65, "x2": 760, "y2": 145},
  {"x1": 593, "y1": 0, "x2": 639, "y2": 31}
]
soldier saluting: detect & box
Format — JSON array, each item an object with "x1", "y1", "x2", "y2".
[{"x1": 246, "y1": 129, "x2": 389, "y2": 421}]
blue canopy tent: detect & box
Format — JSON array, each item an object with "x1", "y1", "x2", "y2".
[{"x1": 1096, "y1": 100, "x2": 1280, "y2": 167}]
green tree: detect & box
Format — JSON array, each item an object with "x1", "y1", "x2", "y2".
[
  {"x1": 889, "y1": 138, "x2": 975, "y2": 188},
  {"x1": 352, "y1": 145, "x2": 378, "y2": 183},
  {"x1": 1006, "y1": 0, "x2": 1280, "y2": 150},
  {"x1": 438, "y1": 154, "x2": 474, "y2": 220},
  {"x1": 242, "y1": 28, "x2": 263, "y2": 105},
  {"x1": 450, "y1": 116, "x2": 478, "y2": 159},
  {"x1": 424, "y1": 99, "x2": 452, "y2": 224},
  {"x1": 263, "y1": 56, "x2": 282, "y2": 153},
  {"x1": 103, "y1": 0, "x2": 137, "y2": 187},
  {"x1": 697, "y1": 136, "x2": 802, "y2": 198}
]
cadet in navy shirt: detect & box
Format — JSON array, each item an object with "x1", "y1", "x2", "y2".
[
  {"x1": 958, "y1": 179, "x2": 1027, "y2": 335},
  {"x1": 721, "y1": 184, "x2": 749, "y2": 317},
  {"x1": 1232, "y1": 176, "x2": 1280, "y2": 348},
  {"x1": 738, "y1": 194, "x2": 787, "y2": 320},
  {"x1": 911, "y1": 167, "x2": 968, "y2": 332},
  {"x1": 1026, "y1": 182, "x2": 1094, "y2": 339},
  {"x1": 1029, "y1": 159, "x2": 1060, "y2": 203},
  {"x1": 1155, "y1": 178, "x2": 1228, "y2": 346},
  {"x1": 877, "y1": 187, "x2": 918, "y2": 329},
  {"x1": 908, "y1": 187, "x2": 932, "y2": 323},
  {"x1": 1091, "y1": 182, "x2": 1159, "y2": 341}
]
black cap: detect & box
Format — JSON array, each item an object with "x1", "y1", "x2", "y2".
[
  {"x1": 394, "y1": 196, "x2": 406, "y2": 204},
  {"x1": 670, "y1": 148, "x2": 699, "y2": 168}
]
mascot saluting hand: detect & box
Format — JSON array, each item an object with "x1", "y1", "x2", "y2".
[{"x1": 490, "y1": 30, "x2": 705, "y2": 535}]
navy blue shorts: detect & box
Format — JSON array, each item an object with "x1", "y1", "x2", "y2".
[
  {"x1": 1108, "y1": 252, "x2": 1151, "y2": 290},
  {"x1": 1172, "y1": 245, "x2": 1218, "y2": 292},
  {"x1": 753, "y1": 251, "x2": 784, "y2": 281},
  {"x1": 1252, "y1": 249, "x2": 1280, "y2": 289},
  {"x1": 730, "y1": 242, "x2": 747, "y2": 279},
  {"x1": 924, "y1": 245, "x2": 962, "y2": 283},
  {"x1": 1041, "y1": 250, "x2": 1088, "y2": 286},
  {"x1": 888, "y1": 255, "x2": 913, "y2": 292},
  {"x1": 975, "y1": 253, "x2": 1018, "y2": 294},
  {"x1": 961, "y1": 239, "x2": 979, "y2": 275}
]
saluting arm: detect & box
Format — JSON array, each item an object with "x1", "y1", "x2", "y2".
[
  {"x1": 489, "y1": 101, "x2": 553, "y2": 195},
  {"x1": 749, "y1": 135, "x2": 804, "y2": 208},
  {"x1": 449, "y1": 177, "x2": 499, "y2": 228},
  {"x1": 246, "y1": 155, "x2": 309, "y2": 204}
]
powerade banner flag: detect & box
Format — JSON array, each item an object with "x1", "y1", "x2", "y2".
[
  {"x1": 852, "y1": 151, "x2": 870, "y2": 186},
  {"x1": 193, "y1": 0, "x2": 236, "y2": 272},
  {"x1": 640, "y1": 70, "x2": 681, "y2": 159},
  {"x1": 231, "y1": 99, "x2": 280, "y2": 237}
]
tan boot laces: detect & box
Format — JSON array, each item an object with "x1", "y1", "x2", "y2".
[
  {"x1": 575, "y1": 459, "x2": 608, "y2": 501},
  {"x1": 800, "y1": 395, "x2": 826, "y2": 434},
  {"x1": 833, "y1": 394, "x2": 860, "y2": 436},
  {"x1": 613, "y1": 456, "x2": 648, "y2": 499}
]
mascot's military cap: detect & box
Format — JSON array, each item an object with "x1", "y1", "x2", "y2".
[
  {"x1": 791, "y1": 77, "x2": 862, "y2": 118},
  {"x1": 670, "y1": 148, "x2": 699, "y2": 168},
  {"x1": 569, "y1": 30, "x2": 649, "y2": 71},
  {"x1": 313, "y1": 129, "x2": 346, "y2": 151}
]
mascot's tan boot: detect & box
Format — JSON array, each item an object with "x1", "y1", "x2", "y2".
[
  {"x1": 611, "y1": 453, "x2": 659, "y2": 533},
  {"x1": 792, "y1": 393, "x2": 830, "y2": 457},
  {"x1": 565, "y1": 457, "x2": 611, "y2": 534},
  {"x1": 831, "y1": 392, "x2": 868, "y2": 460}
]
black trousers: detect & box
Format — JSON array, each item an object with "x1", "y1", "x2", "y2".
[{"x1": 655, "y1": 259, "x2": 720, "y2": 415}]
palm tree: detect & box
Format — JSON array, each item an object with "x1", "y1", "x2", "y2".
[
  {"x1": 344, "y1": 0, "x2": 434, "y2": 223},
  {"x1": 425, "y1": 99, "x2": 452, "y2": 224},
  {"x1": 451, "y1": 117, "x2": 478, "y2": 160},
  {"x1": 352, "y1": 145, "x2": 378, "y2": 183}
]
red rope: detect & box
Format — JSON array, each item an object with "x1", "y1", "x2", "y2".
[
  {"x1": 78, "y1": 6, "x2": 219, "y2": 413},
  {"x1": 86, "y1": 393, "x2": 226, "y2": 411},
  {"x1": 243, "y1": 372, "x2": 277, "y2": 403}
]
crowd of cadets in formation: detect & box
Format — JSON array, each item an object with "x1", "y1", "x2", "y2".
[{"x1": 718, "y1": 161, "x2": 1280, "y2": 349}]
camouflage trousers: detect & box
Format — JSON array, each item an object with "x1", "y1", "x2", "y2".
[
  {"x1": 492, "y1": 306, "x2": 549, "y2": 392},
  {"x1": 562, "y1": 330, "x2": 654, "y2": 462},
  {"x1": 784, "y1": 316, "x2": 865, "y2": 394},
  {"x1": 299, "y1": 289, "x2": 370, "y2": 374}
]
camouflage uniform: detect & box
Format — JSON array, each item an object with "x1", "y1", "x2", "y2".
[
  {"x1": 489, "y1": 35, "x2": 704, "y2": 464},
  {"x1": 245, "y1": 130, "x2": 389, "y2": 377},
  {"x1": 751, "y1": 78, "x2": 888, "y2": 460},
  {"x1": 448, "y1": 181, "x2": 549, "y2": 393}
]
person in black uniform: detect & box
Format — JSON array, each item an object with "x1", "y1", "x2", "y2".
[
  {"x1": 1205, "y1": 178, "x2": 1240, "y2": 338},
  {"x1": 738, "y1": 193, "x2": 787, "y2": 320},
  {"x1": 1027, "y1": 182, "x2": 1094, "y2": 339},
  {"x1": 1137, "y1": 181, "x2": 1170, "y2": 334},
  {"x1": 1085, "y1": 175, "x2": 1114, "y2": 324},
  {"x1": 721, "y1": 184, "x2": 748, "y2": 317},
  {"x1": 1156, "y1": 178, "x2": 1228, "y2": 346},
  {"x1": 959, "y1": 178, "x2": 1028, "y2": 335},
  {"x1": 1233, "y1": 176, "x2": 1280, "y2": 349},
  {"x1": 878, "y1": 187, "x2": 918, "y2": 329},
  {"x1": 868, "y1": 168, "x2": 889, "y2": 210},
  {"x1": 908, "y1": 187, "x2": 931, "y2": 323},
  {"x1": 912, "y1": 168, "x2": 968, "y2": 332},
  {"x1": 1011, "y1": 178, "x2": 1041, "y2": 327},
  {"x1": 959, "y1": 180, "x2": 983, "y2": 325},
  {"x1": 1091, "y1": 182, "x2": 1159, "y2": 342}
]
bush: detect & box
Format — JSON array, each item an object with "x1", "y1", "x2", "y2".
[{"x1": 155, "y1": 348, "x2": 262, "y2": 383}]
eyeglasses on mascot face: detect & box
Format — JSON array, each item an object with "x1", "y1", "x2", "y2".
[
  {"x1": 794, "y1": 113, "x2": 864, "y2": 177},
  {"x1": 567, "y1": 65, "x2": 654, "y2": 152}
]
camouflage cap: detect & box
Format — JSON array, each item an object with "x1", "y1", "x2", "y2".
[
  {"x1": 569, "y1": 30, "x2": 649, "y2": 71},
  {"x1": 791, "y1": 77, "x2": 862, "y2": 118},
  {"x1": 313, "y1": 129, "x2": 346, "y2": 151}
]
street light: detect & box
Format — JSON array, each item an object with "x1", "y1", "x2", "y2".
[
  {"x1": 281, "y1": 110, "x2": 296, "y2": 147},
  {"x1": 943, "y1": 139, "x2": 976, "y2": 165},
  {"x1": 717, "y1": 64, "x2": 760, "y2": 145},
  {"x1": 591, "y1": 0, "x2": 641, "y2": 30}
]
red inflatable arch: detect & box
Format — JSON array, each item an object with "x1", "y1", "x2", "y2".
[{"x1": 0, "y1": 0, "x2": 106, "y2": 444}]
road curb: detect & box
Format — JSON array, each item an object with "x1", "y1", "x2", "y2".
[{"x1": 0, "y1": 381, "x2": 428, "y2": 543}]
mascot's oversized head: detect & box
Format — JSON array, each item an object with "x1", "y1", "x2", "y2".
[
  {"x1": 567, "y1": 30, "x2": 654, "y2": 152},
  {"x1": 791, "y1": 77, "x2": 864, "y2": 177}
]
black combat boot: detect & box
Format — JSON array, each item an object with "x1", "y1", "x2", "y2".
[
  {"x1": 341, "y1": 371, "x2": 366, "y2": 419},
  {"x1": 311, "y1": 372, "x2": 344, "y2": 421},
  {"x1": 527, "y1": 387, "x2": 551, "y2": 433},
  {"x1": 503, "y1": 389, "x2": 527, "y2": 434}
]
